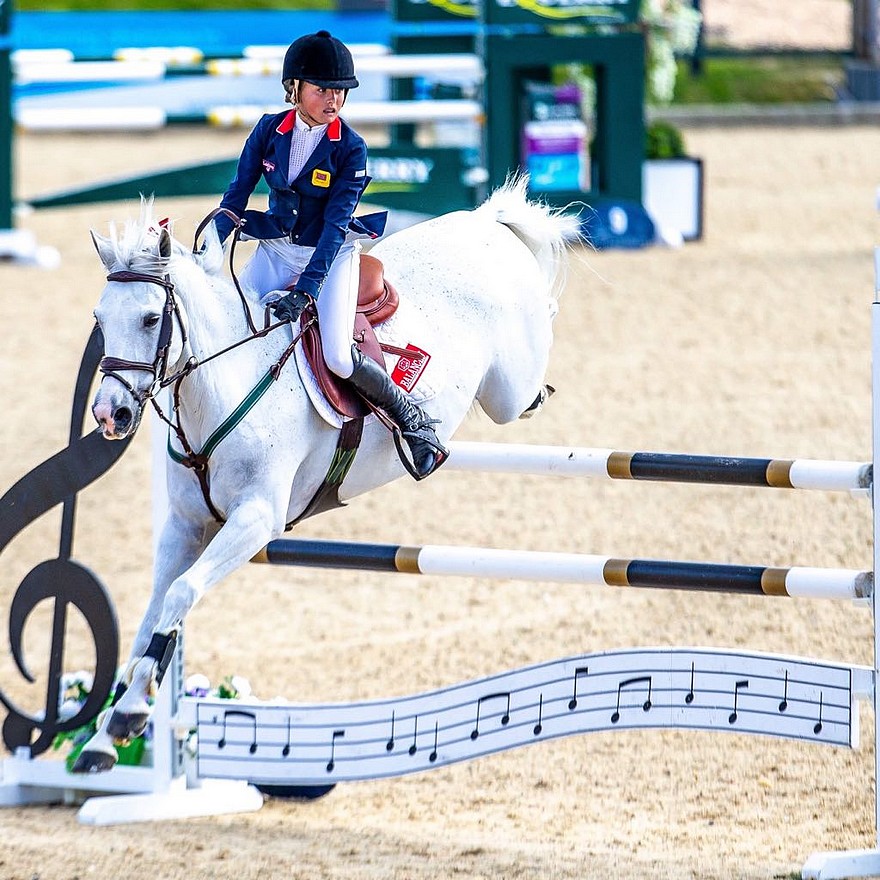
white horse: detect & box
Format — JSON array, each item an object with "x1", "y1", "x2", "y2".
[{"x1": 74, "y1": 178, "x2": 579, "y2": 772}]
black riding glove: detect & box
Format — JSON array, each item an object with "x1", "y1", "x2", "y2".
[{"x1": 271, "y1": 289, "x2": 310, "y2": 323}]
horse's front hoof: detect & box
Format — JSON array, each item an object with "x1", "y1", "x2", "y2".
[
  {"x1": 71, "y1": 746, "x2": 118, "y2": 774},
  {"x1": 107, "y1": 709, "x2": 149, "y2": 741}
]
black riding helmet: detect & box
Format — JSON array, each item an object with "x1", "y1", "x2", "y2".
[{"x1": 282, "y1": 30, "x2": 359, "y2": 90}]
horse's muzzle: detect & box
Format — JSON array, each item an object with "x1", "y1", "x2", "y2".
[{"x1": 92, "y1": 398, "x2": 143, "y2": 440}]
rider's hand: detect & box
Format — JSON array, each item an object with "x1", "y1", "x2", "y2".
[{"x1": 271, "y1": 289, "x2": 310, "y2": 323}]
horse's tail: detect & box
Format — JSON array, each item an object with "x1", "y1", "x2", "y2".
[{"x1": 476, "y1": 173, "x2": 581, "y2": 299}]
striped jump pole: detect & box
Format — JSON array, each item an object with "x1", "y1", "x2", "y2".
[
  {"x1": 445, "y1": 441, "x2": 871, "y2": 492},
  {"x1": 253, "y1": 539, "x2": 872, "y2": 601},
  {"x1": 15, "y1": 100, "x2": 484, "y2": 132}
]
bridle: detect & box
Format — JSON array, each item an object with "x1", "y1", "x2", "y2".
[
  {"x1": 97, "y1": 208, "x2": 260, "y2": 407},
  {"x1": 95, "y1": 218, "x2": 312, "y2": 522},
  {"x1": 98, "y1": 269, "x2": 187, "y2": 406}
]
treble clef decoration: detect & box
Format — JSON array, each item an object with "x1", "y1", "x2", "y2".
[{"x1": 0, "y1": 325, "x2": 129, "y2": 757}]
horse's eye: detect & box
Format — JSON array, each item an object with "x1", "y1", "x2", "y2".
[{"x1": 144, "y1": 314, "x2": 161, "y2": 329}]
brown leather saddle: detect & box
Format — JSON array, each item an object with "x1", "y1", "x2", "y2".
[{"x1": 299, "y1": 253, "x2": 419, "y2": 419}]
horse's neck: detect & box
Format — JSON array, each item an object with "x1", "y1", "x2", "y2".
[
  {"x1": 178, "y1": 270, "x2": 255, "y2": 361},
  {"x1": 173, "y1": 272, "x2": 271, "y2": 426}
]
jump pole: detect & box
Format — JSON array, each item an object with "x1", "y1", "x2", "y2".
[
  {"x1": 253, "y1": 539, "x2": 871, "y2": 602},
  {"x1": 445, "y1": 442, "x2": 871, "y2": 493}
]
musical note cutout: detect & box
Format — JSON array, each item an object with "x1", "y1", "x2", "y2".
[
  {"x1": 0, "y1": 559, "x2": 119, "y2": 758},
  {"x1": 775, "y1": 670, "x2": 788, "y2": 713},
  {"x1": 409, "y1": 716, "x2": 419, "y2": 756},
  {"x1": 386, "y1": 711, "x2": 396, "y2": 752},
  {"x1": 193, "y1": 648, "x2": 856, "y2": 787},
  {"x1": 326, "y1": 729, "x2": 345, "y2": 773},
  {"x1": 471, "y1": 692, "x2": 511, "y2": 740},
  {"x1": 685, "y1": 663, "x2": 696, "y2": 705},
  {"x1": 533, "y1": 694, "x2": 544, "y2": 736},
  {"x1": 568, "y1": 666, "x2": 589, "y2": 711},
  {"x1": 429, "y1": 721, "x2": 439, "y2": 763},
  {"x1": 611, "y1": 676, "x2": 653, "y2": 724},
  {"x1": 386, "y1": 711, "x2": 420, "y2": 755},
  {"x1": 728, "y1": 680, "x2": 749, "y2": 725},
  {"x1": 282, "y1": 716, "x2": 292, "y2": 758},
  {"x1": 217, "y1": 709, "x2": 258, "y2": 754}
]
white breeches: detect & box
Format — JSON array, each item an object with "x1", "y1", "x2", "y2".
[{"x1": 241, "y1": 238, "x2": 362, "y2": 379}]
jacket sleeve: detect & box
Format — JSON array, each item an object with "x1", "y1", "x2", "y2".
[
  {"x1": 215, "y1": 117, "x2": 272, "y2": 243},
  {"x1": 296, "y1": 136, "x2": 369, "y2": 298}
]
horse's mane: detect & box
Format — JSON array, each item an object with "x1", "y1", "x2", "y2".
[
  {"x1": 476, "y1": 174, "x2": 581, "y2": 299},
  {"x1": 96, "y1": 200, "x2": 238, "y2": 347},
  {"x1": 100, "y1": 199, "x2": 229, "y2": 279},
  {"x1": 95, "y1": 199, "x2": 191, "y2": 275}
]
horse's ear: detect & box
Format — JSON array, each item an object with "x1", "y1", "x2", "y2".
[
  {"x1": 194, "y1": 220, "x2": 225, "y2": 275},
  {"x1": 91, "y1": 230, "x2": 116, "y2": 271},
  {"x1": 157, "y1": 227, "x2": 172, "y2": 260}
]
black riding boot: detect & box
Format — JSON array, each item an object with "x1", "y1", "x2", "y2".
[{"x1": 347, "y1": 345, "x2": 447, "y2": 480}]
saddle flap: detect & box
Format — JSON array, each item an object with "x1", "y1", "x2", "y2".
[
  {"x1": 300, "y1": 254, "x2": 399, "y2": 420},
  {"x1": 300, "y1": 310, "x2": 384, "y2": 420}
]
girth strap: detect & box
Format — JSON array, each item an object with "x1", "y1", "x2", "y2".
[
  {"x1": 285, "y1": 418, "x2": 364, "y2": 528},
  {"x1": 167, "y1": 366, "x2": 363, "y2": 527}
]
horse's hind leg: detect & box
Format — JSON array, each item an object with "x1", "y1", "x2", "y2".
[
  {"x1": 518, "y1": 383, "x2": 555, "y2": 419},
  {"x1": 476, "y1": 298, "x2": 557, "y2": 424}
]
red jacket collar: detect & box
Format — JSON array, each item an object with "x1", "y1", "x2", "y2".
[{"x1": 276, "y1": 110, "x2": 342, "y2": 141}]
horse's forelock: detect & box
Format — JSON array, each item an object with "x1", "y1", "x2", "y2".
[{"x1": 103, "y1": 207, "x2": 179, "y2": 275}]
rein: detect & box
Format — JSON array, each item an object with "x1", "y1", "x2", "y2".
[
  {"x1": 193, "y1": 208, "x2": 258, "y2": 336},
  {"x1": 98, "y1": 251, "x2": 310, "y2": 523}
]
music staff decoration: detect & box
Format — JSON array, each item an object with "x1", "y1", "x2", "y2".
[{"x1": 194, "y1": 647, "x2": 856, "y2": 785}]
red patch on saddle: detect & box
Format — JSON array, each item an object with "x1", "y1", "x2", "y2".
[{"x1": 391, "y1": 344, "x2": 430, "y2": 392}]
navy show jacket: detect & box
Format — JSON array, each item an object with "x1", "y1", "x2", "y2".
[{"x1": 215, "y1": 109, "x2": 385, "y2": 298}]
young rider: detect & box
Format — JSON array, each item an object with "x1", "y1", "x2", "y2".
[{"x1": 213, "y1": 30, "x2": 446, "y2": 480}]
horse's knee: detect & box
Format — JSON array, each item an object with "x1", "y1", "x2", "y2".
[
  {"x1": 478, "y1": 377, "x2": 544, "y2": 424},
  {"x1": 161, "y1": 577, "x2": 201, "y2": 627}
]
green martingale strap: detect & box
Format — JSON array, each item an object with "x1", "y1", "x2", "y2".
[
  {"x1": 166, "y1": 367, "x2": 365, "y2": 527},
  {"x1": 167, "y1": 435, "x2": 186, "y2": 465},
  {"x1": 287, "y1": 418, "x2": 364, "y2": 527},
  {"x1": 167, "y1": 369, "x2": 276, "y2": 466}
]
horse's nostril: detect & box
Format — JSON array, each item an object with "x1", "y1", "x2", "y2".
[{"x1": 114, "y1": 407, "x2": 132, "y2": 431}]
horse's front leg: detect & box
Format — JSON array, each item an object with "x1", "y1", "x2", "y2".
[
  {"x1": 112, "y1": 502, "x2": 275, "y2": 716},
  {"x1": 72, "y1": 511, "x2": 214, "y2": 773}
]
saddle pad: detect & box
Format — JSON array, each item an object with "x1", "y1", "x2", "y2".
[
  {"x1": 295, "y1": 296, "x2": 443, "y2": 429},
  {"x1": 300, "y1": 309, "x2": 382, "y2": 420}
]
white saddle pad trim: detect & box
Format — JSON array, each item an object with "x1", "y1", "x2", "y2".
[{"x1": 294, "y1": 298, "x2": 444, "y2": 429}]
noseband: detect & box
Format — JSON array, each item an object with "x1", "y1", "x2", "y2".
[{"x1": 98, "y1": 270, "x2": 188, "y2": 405}]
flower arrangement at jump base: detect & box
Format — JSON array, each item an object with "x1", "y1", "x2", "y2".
[{"x1": 52, "y1": 669, "x2": 251, "y2": 771}]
